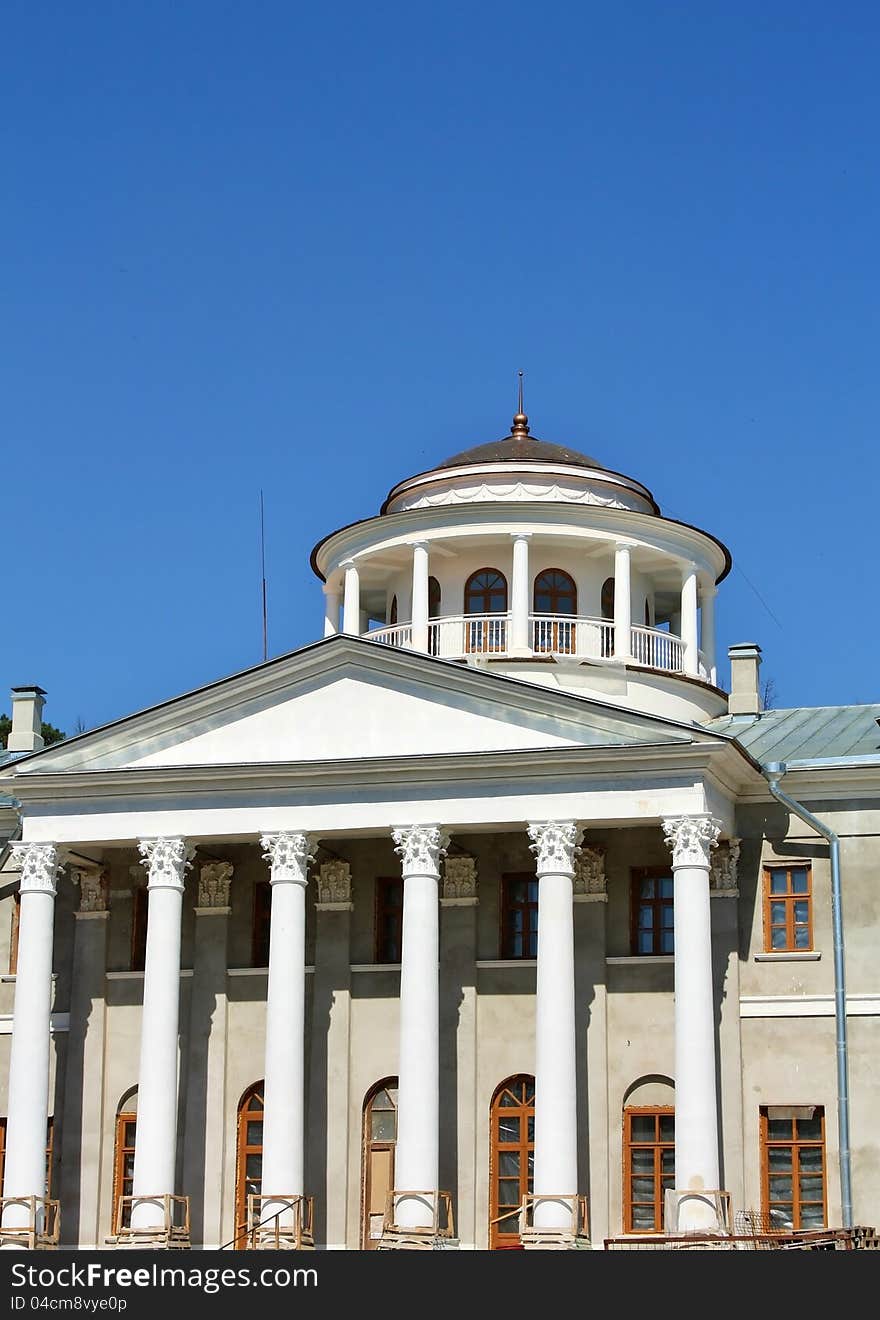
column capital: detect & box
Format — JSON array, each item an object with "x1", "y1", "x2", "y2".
[
  {"x1": 261, "y1": 831, "x2": 313, "y2": 885},
  {"x1": 662, "y1": 815, "x2": 722, "y2": 868},
  {"x1": 138, "y1": 838, "x2": 194, "y2": 891},
  {"x1": 71, "y1": 865, "x2": 109, "y2": 912},
  {"x1": 510, "y1": 530, "x2": 533, "y2": 541},
  {"x1": 10, "y1": 842, "x2": 61, "y2": 896},
  {"x1": 528, "y1": 821, "x2": 583, "y2": 875},
  {"x1": 407, "y1": 539, "x2": 429, "y2": 551},
  {"x1": 614, "y1": 540, "x2": 632, "y2": 554},
  {"x1": 392, "y1": 824, "x2": 449, "y2": 877},
  {"x1": 198, "y1": 860, "x2": 234, "y2": 908},
  {"x1": 340, "y1": 557, "x2": 357, "y2": 569}
]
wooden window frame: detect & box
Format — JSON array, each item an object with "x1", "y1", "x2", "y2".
[
  {"x1": 112, "y1": 1111, "x2": 137, "y2": 1233},
  {"x1": 251, "y1": 880, "x2": 272, "y2": 968},
  {"x1": 630, "y1": 867, "x2": 675, "y2": 956},
  {"x1": 623, "y1": 1106, "x2": 675, "y2": 1234},
  {"x1": 762, "y1": 864, "x2": 813, "y2": 953},
  {"x1": 500, "y1": 873, "x2": 538, "y2": 960},
  {"x1": 464, "y1": 567, "x2": 508, "y2": 615},
  {"x1": 361, "y1": 1078, "x2": 398, "y2": 1249},
  {"x1": 0, "y1": 1116, "x2": 53, "y2": 1198},
  {"x1": 489, "y1": 1076, "x2": 535, "y2": 1249},
  {"x1": 760, "y1": 1105, "x2": 827, "y2": 1230},
  {"x1": 235, "y1": 1082, "x2": 264, "y2": 1250},
  {"x1": 131, "y1": 887, "x2": 148, "y2": 972},
  {"x1": 374, "y1": 876, "x2": 403, "y2": 964}
]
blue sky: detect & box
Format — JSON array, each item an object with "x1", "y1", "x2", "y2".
[{"x1": 3, "y1": 1, "x2": 879, "y2": 736}]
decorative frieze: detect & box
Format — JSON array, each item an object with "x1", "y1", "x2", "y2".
[
  {"x1": 71, "y1": 866, "x2": 109, "y2": 912},
  {"x1": 392, "y1": 825, "x2": 449, "y2": 878},
  {"x1": 573, "y1": 845, "x2": 607, "y2": 900},
  {"x1": 10, "y1": 842, "x2": 61, "y2": 896},
  {"x1": 527, "y1": 821, "x2": 583, "y2": 875},
  {"x1": 661, "y1": 816, "x2": 722, "y2": 869},
  {"x1": 198, "y1": 860, "x2": 234, "y2": 908},
  {"x1": 261, "y1": 832, "x2": 313, "y2": 886},
  {"x1": 710, "y1": 838, "x2": 741, "y2": 897},
  {"x1": 317, "y1": 859, "x2": 352, "y2": 908},
  {"x1": 442, "y1": 854, "x2": 478, "y2": 901},
  {"x1": 138, "y1": 838, "x2": 194, "y2": 892}
]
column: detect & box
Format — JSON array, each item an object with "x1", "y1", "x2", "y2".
[
  {"x1": 509, "y1": 533, "x2": 532, "y2": 656},
  {"x1": 700, "y1": 582, "x2": 717, "y2": 685},
  {"x1": 341, "y1": 560, "x2": 360, "y2": 636},
  {"x1": 528, "y1": 821, "x2": 583, "y2": 1231},
  {"x1": 259, "y1": 832, "x2": 313, "y2": 1228},
  {"x1": 613, "y1": 543, "x2": 632, "y2": 660},
  {"x1": 182, "y1": 861, "x2": 233, "y2": 1249},
  {"x1": 130, "y1": 838, "x2": 192, "y2": 1232},
  {"x1": 60, "y1": 867, "x2": 109, "y2": 1249},
  {"x1": 680, "y1": 566, "x2": 699, "y2": 676},
  {"x1": 323, "y1": 583, "x2": 340, "y2": 637},
  {"x1": 410, "y1": 542, "x2": 429, "y2": 653},
  {"x1": 1, "y1": 842, "x2": 61, "y2": 1242},
  {"x1": 439, "y1": 855, "x2": 478, "y2": 1248},
  {"x1": 391, "y1": 824, "x2": 448, "y2": 1229},
  {"x1": 662, "y1": 814, "x2": 722, "y2": 1230}
]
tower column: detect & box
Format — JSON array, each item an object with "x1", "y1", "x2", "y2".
[
  {"x1": 613, "y1": 543, "x2": 632, "y2": 660},
  {"x1": 323, "y1": 582, "x2": 341, "y2": 637},
  {"x1": 700, "y1": 582, "x2": 717, "y2": 685},
  {"x1": 341, "y1": 560, "x2": 360, "y2": 636},
  {"x1": 681, "y1": 566, "x2": 699, "y2": 676},
  {"x1": 410, "y1": 542, "x2": 430, "y2": 654},
  {"x1": 510, "y1": 533, "x2": 532, "y2": 655}
]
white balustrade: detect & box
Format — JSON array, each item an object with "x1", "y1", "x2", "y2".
[
  {"x1": 368, "y1": 623, "x2": 414, "y2": 649},
  {"x1": 630, "y1": 624, "x2": 684, "y2": 673}
]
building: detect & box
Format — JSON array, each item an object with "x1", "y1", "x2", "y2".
[{"x1": 0, "y1": 403, "x2": 878, "y2": 1250}]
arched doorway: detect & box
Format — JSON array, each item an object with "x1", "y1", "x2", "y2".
[
  {"x1": 235, "y1": 1081, "x2": 264, "y2": 1250},
  {"x1": 112, "y1": 1088, "x2": 137, "y2": 1232},
  {"x1": 428, "y1": 576, "x2": 441, "y2": 654},
  {"x1": 533, "y1": 568, "x2": 577, "y2": 652},
  {"x1": 489, "y1": 1075, "x2": 534, "y2": 1249},
  {"x1": 361, "y1": 1078, "x2": 398, "y2": 1248}
]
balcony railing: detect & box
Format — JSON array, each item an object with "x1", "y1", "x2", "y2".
[{"x1": 364, "y1": 612, "x2": 709, "y2": 679}]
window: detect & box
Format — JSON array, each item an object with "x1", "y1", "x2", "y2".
[
  {"x1": 112, "y1": 1104, "x2": 137, "y2": 1232},
  {"x1": 428, "y1": 576, "x2": 441, "y2": 617},
  {"x1": 623, "y1": 1108, "x2": 675, "y2": 1233},
  {"x1": 760, "y1": 1106, "x2": 826, "y2": 1230},
  {"x1": 375, "y1": 877, "x2": 403, "y2": 963},
  {"x1": 500, "y1": 873, "x2": 538, "y2": 959},
  {"x1": 0, "y1": 1116, "x2": 53, "y2": 1198},
  {"x1": 362, "y1": 1080, "x2": 398, "y2": 1248},
  {"x1": 763, "y1": 865, "x2": 812, "y2": 952},
  {"x1": 631, "y1": 867, "x2": 674, "y2": 955},
  {"x1": 252, "y1": 881, "x2": 272, "y2": 967},
  {"x1": 8, "y1": 893, "x2": 20, "y2": 974},
  {"x1": 533, "y1": 569, "x2": 577, "y2": 652},
  {"x1": 235, "y1": 1082, "x2": 264, "y2": 1249},
  {"x1": 489, "y1": 1076, "x2": 534, "y2": 1249},
  {"x1": 464, "y1": 569, "x2": 508, "y2": 653},
  {"x1": 389, "y1": 594, "x2": 398, "y2": 625},
  {"x1": 131, "y1": 888, "x2": 148, "y2": 972},
  {"x1": 601, "y1": 577, "x2": 615, "y2": 656}
]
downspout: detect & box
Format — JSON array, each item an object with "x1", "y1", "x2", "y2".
[{"x1": 762, "y1": 761, "x2": 852, "y2": 1229}]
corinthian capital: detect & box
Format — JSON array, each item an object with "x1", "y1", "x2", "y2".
[
  {"x1": 198, "y1": 860, "x2": 234, "y2": 908},
  {"x1": 138, "y1": 838, "x2": 194, "y2": 891},
  {"x1": 11, "y1": 842, "x2": 61, "y2": 896},
  {"x1": 261, "y1": 832, "x2": 313, "y2": 886},
  {"x1": 662, "y1": 815, "x2": 722, "y2": 868},
  {"x1": 392, "y1": 825, "x2": 449, "y2": 877},
  {"x1": 528, "y1": 821, "x2": 583, "y2": 875}
]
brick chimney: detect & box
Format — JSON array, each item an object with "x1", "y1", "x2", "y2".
[
  {"x1": 6, "y1": 685, "x2": 47, "y2": 752},
  {"x1": 727, "y1": 644, "x2": 762, "y2": 716}
]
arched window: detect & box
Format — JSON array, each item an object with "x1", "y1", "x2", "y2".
[
  {"x1": 362, "y1": 1079, "x2": 398, "y2": 1249},
  {"x1": 533, "y1": 569, "x2": 577, "y2": 653},
  {"x1": 601, "y1": 577, "x2": 615, "y2": 658},
  {"x1": 489, "y1": 1075, "x2": 535, "y2": 1249},
  {"x1": 428, "y1": 577, "x2": 441, "y2": 618},
  {"x1": 645, "y1": 598, "x2": 651, "y2": 627},
  {"x1": 622, "y1": 1076, "x2": 675, "y2": 1235},
  {"x1": 235, "y1": 1082, "x2": 264, "y2": 1250},
  {"x1": 389, "y1": 594, "x2": 398, "y2": 626},
  {"x1": 112, "y1": 1088, "x2": 137, "y2": 1232},
  {"x1": 464, "y1": 568, "x2": 508, "y2": 614}
]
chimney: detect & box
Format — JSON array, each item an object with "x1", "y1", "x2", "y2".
[
  {"x1": 6, "y1": 686, "x2": 47, "y2": 752},
  {"x1": 727, "y1": 644, "x2": 762, "y2": 716}
]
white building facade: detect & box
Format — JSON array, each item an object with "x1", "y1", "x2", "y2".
[{"x1": 1, "y1": 407, "x2": 878, "y2": 1249}]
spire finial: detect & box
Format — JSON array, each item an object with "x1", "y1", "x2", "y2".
[{"x1": 512, "y1": 370, "x2": 529, "y2": 436}]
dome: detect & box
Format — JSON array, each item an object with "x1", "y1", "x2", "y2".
[{"x1": 435, "y1": 414, "x2": 606, "y2": 472}]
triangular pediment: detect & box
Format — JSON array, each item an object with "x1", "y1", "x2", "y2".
[{"x1": 2, "y1": 637, "x2": 710, "y2": 776}]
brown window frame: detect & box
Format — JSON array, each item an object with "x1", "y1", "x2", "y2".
[
  {"x1": 374, "y1": 876, "x2": 403, "y2": 964},
  {"x1": 112, "y1": 1111, "x2": 137, "y2": 1232},
  {"x1": 500, "y1": 873, "x2": 538, "y2": 960},
  {"x1": 251, "y1": 880, "x2": 272, "y2": 968},
  {"x1": 9, "y1": 892, "x2": 20, "y2": 974},
  {"x1": 361, "y1": 1078, "x2": 398, "y2": 1249},
  {"x1": 760, "y1": 1105, "x2": 827, "y2": 1230},
  {"x1": 630, "y1": 867, "x2": 675, "y2": 956},
  {"x1": 0, "y1": 1115, "x2": 53, "y2": 1198},
  {"x1": 489, "y1": 1075, "x2": 534, "y2": 1250},
  {"x1": 131, "y1": 888, "x2": 148, "y2": 972},
  {"x1": 235, "y1": 1081, "x2": 264, "y2": 1250},
  {"x1": 762, "y1": 864, "x2": 813, "y2": 953},
  {"x1": 623, "y1": 1106, "x2": 675, "y2": 1234}
]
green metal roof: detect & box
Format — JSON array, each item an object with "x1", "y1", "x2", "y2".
[{"x1": 707, "y1": 704, "x2": 880, "y2": 765}]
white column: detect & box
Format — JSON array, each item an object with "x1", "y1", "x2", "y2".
[
  {"x1": 259, "y1": 832, "x2": 313, "y2": 1226},
  {"x1": 662, "y1": 814, "x2": 722, "y2": 1230},
  {"x1": 341, "y1": 560, "x2": 360, "y2": 636},
  {"x1": 1, "y1": 843, "x2": 60, "y2": 1242},
  {"x1": 510, "y1": 533, "x2": 532, "y2": 655},
  {"x1": 391, "y1": 824, "x2": 448, "y2": 1229},
  {"x1": 528, "y1": 821, "x2": 582, "y2": 1231},
  {"x1": 130, "y1": 838, "x2": 192, "y2": 1231},
  {"x1": 410, "y1": 542, "x2": 429, "y2": 654},
  {"x1": 701, "y1": 582, "x2": 717, "y2": 685},
  {"x1": 613, "y1": 543, "x2": 632, "y2": 659},
  {"x1": 323, "y1": 582, "x2": 340, "y2": 637},
  {"x1": 681, "y1": 566, "x2": 699, "y2": 676}
]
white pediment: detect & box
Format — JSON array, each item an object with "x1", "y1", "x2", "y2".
[{"x1": 5, "y1": 638, "x2": 698, "y2": 775}]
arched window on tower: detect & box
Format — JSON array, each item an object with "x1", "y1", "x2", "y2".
[
  {"x1": 361, "y1": 1079, "x2": 398, "y2": 1248},
  {"x1": 601, "y1": 576, "x2": 615, "y2": 658},
  {"x1": 464, "y1": 569, "x2": 508, "y2": 653},
  {"x1": 389, "y1": 594, "x2": 398, "y2": 626},
  {"x1": 533, "y1": 568, "x2": 577, "y2": 652},
  {"x1": 428, "y1": 576, "x2": 441, "y2": 655}
]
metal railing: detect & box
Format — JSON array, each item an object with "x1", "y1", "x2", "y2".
[{"x1": 0, "y1": 1196, "x2": 60, "y2": 1250}]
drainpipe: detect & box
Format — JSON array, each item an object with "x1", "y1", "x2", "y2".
[{"x1": 762, "y1": 761, "x2": 852, "y2": 1229}]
